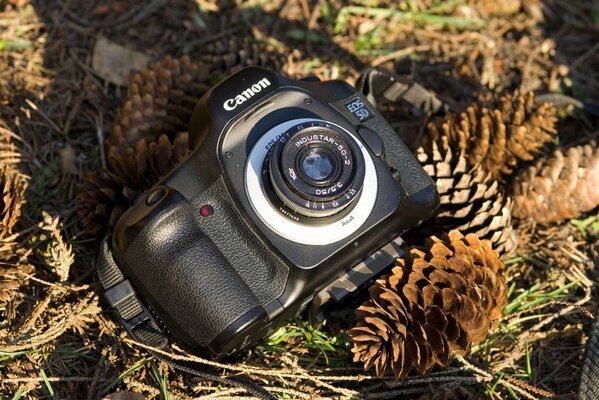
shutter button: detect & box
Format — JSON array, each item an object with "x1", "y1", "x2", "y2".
[
  {"x1": 146, "y1": 188, "x2": 166, "y2": 206},
  {"x1": 357, "y1": 126, "x2": 385, "y2": 157}
]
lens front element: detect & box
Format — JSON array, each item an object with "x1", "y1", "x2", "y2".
[
  {"x1": 266, "y1": 122, "x2": 365, "y2": 220},
  {"x1": 299, "y1": 147, "x2": 337, "y2": 184}
]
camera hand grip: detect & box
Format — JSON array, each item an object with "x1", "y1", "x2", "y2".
[{"x1": 119, "y1": 200, "x2": 262, "y2": 349}]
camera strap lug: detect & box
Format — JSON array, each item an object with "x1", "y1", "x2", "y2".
[
  {"x1": 104, "y1": 280, "x2": 143, "y2": 320},
  {"x1": 97, "y1": 237, "x2": 169, "y2": 349},
  {"x1": 356, "y1": 67, "x2": 448, "y2": 116}
]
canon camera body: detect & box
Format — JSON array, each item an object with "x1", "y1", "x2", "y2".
[{"x1": 99, "y1": 67, "x2": 440, "y2": 356}]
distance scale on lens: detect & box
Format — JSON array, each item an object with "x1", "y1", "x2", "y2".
[{"x1": 265, "y1": 121, "x2": 365, "y2": 220}]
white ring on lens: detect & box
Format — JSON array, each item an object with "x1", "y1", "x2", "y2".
[{"x1": 244, "y1": 118, "x2": 378, "y2": 246}]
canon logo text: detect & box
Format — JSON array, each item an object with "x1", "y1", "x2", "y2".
[{"x1": 223, "y1": 78, "x2": 271, "y2": 111}]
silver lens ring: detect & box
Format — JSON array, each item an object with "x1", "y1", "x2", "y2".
[{"x1": 245, "y1": 119, "x2": 378, "y2": 246}]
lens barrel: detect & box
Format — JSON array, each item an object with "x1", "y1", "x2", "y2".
[{"x1": 264, "y1": 122, "x2": 365, "y2": 219}]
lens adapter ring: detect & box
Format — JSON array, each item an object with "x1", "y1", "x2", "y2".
[{"x1": 245, "y1": 118, "x2": 378, "y2": 246}]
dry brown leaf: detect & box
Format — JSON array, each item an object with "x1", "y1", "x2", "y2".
[
  {"x1": 102, "y1": 392, "x2": 146, "y2": 400},
  {"x1": 92, "y1": 37, "x2": 151, "y2": 86}
]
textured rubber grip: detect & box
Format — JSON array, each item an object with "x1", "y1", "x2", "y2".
[
  {"x1": 190, "y1": 178, "x2": 289, "y2": 307},
  {"x1": 578, "y1": 313, "x2": 599, "y2": 399},
  {"x1": 122, "y1": 200, "x2": 261, "y2": 348}
]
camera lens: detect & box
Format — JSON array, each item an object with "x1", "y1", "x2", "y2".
[
  {"x1": 298, "y1": 147, "x2": 338, "y2": 184},
  {"x1": 265, "y1": 122, "x2": 365, "y2": 220}
]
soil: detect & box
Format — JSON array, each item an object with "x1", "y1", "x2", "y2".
[{"x1": 0, "y1": 1, "x2": 598, "y2": 399}]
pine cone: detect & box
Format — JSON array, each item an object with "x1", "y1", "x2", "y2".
[
  {"x1": 349, "y1": 230, "x2": 507, "y2": 379},
  {"x1": 109, "y1": 43, "x2": 287, "y2": 149},
  {"x1": 512, "y1": 140, "x2": 599, "y2": 225},
  {"x1": 109, "y1": 56, "x2": 209, "y2": 148},
  {"x1": 78, "y1": 170, "x2": 134, "y2": 236},
  {"x1": 416, "y1": 137, "x2": 518, "y2": 255},
  {"x1": 0, "y1": 165, "x2": 27, "y2": 240},
  {"x1": 424, "y1": 91, "x2": 557, "y2": 180},
  {"x1": 107, "y1": 133, "x2": 189, "y2": 190},
  {"x1": 0, "y1": 259, "x2": 34, "y2": 307},
  {"x1": 199, "y1": 37, "x2": 287, "y2": 75},
  {"x1": 78, "y1": 133, "x2": 189, "y2": 235},
  {"x1": 0, "y1": 129, "x2": 21, "y2": 166},
  {"x1": 83, "y1": 44, "x2": 286, "y2": 236}
]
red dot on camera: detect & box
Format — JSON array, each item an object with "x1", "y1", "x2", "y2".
[{"x1": 200, "y1": 205, "x2": 214, "y2": 217}]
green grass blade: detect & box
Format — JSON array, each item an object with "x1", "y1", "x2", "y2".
[
  {"x1": 525, "y1": 341, "x2": 532, "y2": 381},
  {"x1": 506, "y1": 384, "x2": 521, "y2": 399},
  {"x1": 11, "y1": 387, "x2": 26, "y2": 400},
  {"x1": 487, "y1": 372, "x2": 503, "y2": 396},
  {"x1": 101, "y1": 357, "x2": 152, "y2": 395},
  {"x1": 0, "y1": 39, "x2": 33, "y2": 51},
  {"x1": 39, "y1": 368, "x2": 58, "y2": 400},
  {"x1": 334, "y1": 4, "x2": 486, "y2": 34},
  {"x1": 414, "y1": 13, "x2": 485, "y2": 28},
  {"x1": 0, "y1": 349, "x2": 34, "y2": 362},
  {"x1": 150, "y1": 361, "x2": 170, "y2": 400},
  {"x1": 504, "y1": 283, "x2": 541, "y2": 314}
]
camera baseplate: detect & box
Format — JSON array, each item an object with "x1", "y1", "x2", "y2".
[{"x1": 310, "y1": 235, "x2": 405, "y2": 321}]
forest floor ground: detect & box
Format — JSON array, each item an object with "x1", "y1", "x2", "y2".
[{"x1": 0, "y1": 1, "x2": 598, "y2": 399}]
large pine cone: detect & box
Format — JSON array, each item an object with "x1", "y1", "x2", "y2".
[
  {"x1": 107, "y1": 133, "x2": 189, "y2": 191},
  {"x1": 108, "y1": 56, "x2": 209, "y2": 148},
  {"x1": 416, "y1": 137, "x2": 518, "y2": 255},
  {"x1": 78, "y1": 170, "x2": 135, "y2": 237},
  {"x1": 0, "y1": 258, "x2": 34, "y2": 307},
  {"x1": 349, "y1": 230, "x2": 507, "y2": 379},
  {"x1": 78, "y1": 133, "x2": 189, "y2": 235},
  {"x1": 512, "y1": 140, "x2": 599, "y2": 225},
  {"x1": 0, "y1": 165, "x2": 26, "y2": 240},
  {"x1": 424, "y1": 91, "x2": 557, "y2": 180},
  {"x1": 199, "y1": 37, "x2": 287, "y2": 75},
  {"x1": 81, "y1": 56, "x2": 199, "y2": 235},
  {"x1": 80, "y1": 44, "x2": 287, "y2": 235}
]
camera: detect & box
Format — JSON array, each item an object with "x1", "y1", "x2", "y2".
[{"x1": 98, "y1": 67, "x2": 439, "y2": 356}]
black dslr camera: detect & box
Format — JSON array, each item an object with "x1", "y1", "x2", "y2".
[{"x1": 98, "y1": 67, "x2": 439, "y2": 356}]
